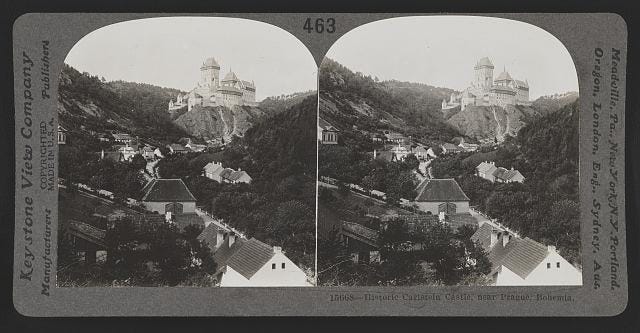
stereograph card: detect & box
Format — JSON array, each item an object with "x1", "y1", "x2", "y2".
[{"x1": 12, "y1": 13, "x2": 628, "y2": 316}]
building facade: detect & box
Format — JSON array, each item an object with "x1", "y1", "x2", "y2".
[
  {"x1": 442, "y1": 57, "x2": 531, "y2": 111},
  {"x1": 413, "y1": 179, "x2": 470, "y2": 215},
  {"x1": 169, "y1": 57, "x2": 257, "y2": 112}
]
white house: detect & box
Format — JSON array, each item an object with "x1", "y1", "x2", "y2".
[
  {"x1": 413, "y1": 178, "x2": 470, "y2": 215},
  {"x1": 471, "y1": 221, "x2": 582, "y2": 286},
  {"x1": 203, "y1": 161, "x2": 252, "y2": 184},
  {"x1": 318, "y1": 118, "x2": 339, "y2": 145},
  {"x1": 198, "y1": 224, "x2": 309, "y2": 287},
  {"x1": 476, "y1": 161, "x2": 525, "y2": 183}
]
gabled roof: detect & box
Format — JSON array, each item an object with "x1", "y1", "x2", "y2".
[
  {"x1": 225, "y1": 170, "x2": 251, "y2": 182},
  {"x1": 141, "y1": 179, "x2": 197, "y2": 202},
  {"x1": 471, "y1": 222, "x2": 499, "y2": 251},
  {"x1": 213, "y1": 236, "x2": 246, "y2": 269},
  {"x1": 489, "y1": 237, "x2": 549, "y2": 280},
  {"x1": 318, "y1": 118, "x2": 338, "y2": 131},
  {"x1": 204, "y1": 162, "x2": 224, "y2": 174},
  {"x1": 493, "y1": 167, "x2": 523, "y2": 181},
  {"x1": 441, "y1": 143, "x2": 461, "y2": 151},
  {"x1": 224, "y1": 238, "x2": 276, "y2": 280},
  {"x1": 476, "y1": 161, "x2": 497, "y2": 174},
  {"x1": 197, "y1": 223, "x2": 222, "y2": 253},
  {"x1": 414, "y1": 179, "x2": 470, "y2": 202},
  {"x1": 169, "y1": 143, "x2": 188, "y2": 151},
  {"x1": 341, "y1": 221, "x2": 379, "y2": 247}
]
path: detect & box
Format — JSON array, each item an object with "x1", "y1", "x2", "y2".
[{"x1": 490, "y1": 106, "x2": 504, "y2": 142}]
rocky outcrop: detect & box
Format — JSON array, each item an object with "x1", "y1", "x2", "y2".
[
  {"x1": 445, "y1": 104, "x2": 537, "y2": 141},
  {"x1": 173, "y1": 105, "x2": 265, "y2": 141}
]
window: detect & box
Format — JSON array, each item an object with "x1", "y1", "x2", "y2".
[
  {"x1": 547, "y1": 263, "x2": 551, "y2": 269},
  {"x1": 557, "y1": 262, "x2": 560, "y2": 268},
  {"x1": 271, "y1": 263, "x2": 276, "y2": 269},
  {"x1": 281, "y1": 263, "x2": 286, "y2": 269}
]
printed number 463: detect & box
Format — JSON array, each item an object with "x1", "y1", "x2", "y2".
[{"x1": 304, "y1": 18, "x2": 335, "y2": 33}]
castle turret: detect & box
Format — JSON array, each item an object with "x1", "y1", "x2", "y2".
[
  {"x1": 200, "y1": 57, "x2": 221, "y2": 93},
  {"x1": 474, "y1": 57, "x2": 494, "y2": 92}
]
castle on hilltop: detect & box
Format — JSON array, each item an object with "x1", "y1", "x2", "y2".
[
  {"x1": 442, "y1": 57, "x2": 531, "y2": 111},
  {"x1": 169, "y1": 57, "x2": 257, "y2": 113}
]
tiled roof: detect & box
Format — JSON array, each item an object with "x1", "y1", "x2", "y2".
[
  {"x1": 197, "y1": 223, "x2": 221, "y2": 253},
  {"x1": 476, "y1": 161, "x2": 497, "y2": 175},
  {"x1": 318, "y1": 118, "x2": 337, "y2": 131},
  {"x1": 414, "y1": 179, "x2": 470, "y2": 202},
  {"x1": 169, "y1": 143, "x2": 188, "y2": 151},
  {"x1": 141, "y1": 179, "x2": 197, "y2": 202},
  {"x1": 341, "y1": 221, "x2": 379, "y2": 246},
  {"x1": 222, "y1": 71, "x2": 239, "y2": 82},
  {"x1": 490, "y1": 237, "x2": 549, "y2": 279},
  {"x1": 493, "y1": 167, "x2": 523, "y2": 181},
  {"x1": 471, "y1": 222, "x2": 496, "y2": 251},
  {"x1": 225, "y1": 170, "x2": 251, "y2": 182},
  {"x1": 202, "y1": 57, "x2": 220, "y2": 69},
  {"x1": 442, "y1": 143, "x2": 461, "y2": 151},
  {"x1": 495, "y1": 71, "x2": 513, "y2": 82},
  {"x1": 212, "y1": 237, "x2": 246, "y2": 269},
  {"x1": 173, "y1": 213, "x2": 205, "y2": 231},
  {"x1": 475, "y1": 57, "x2": 494, "y2": 68},
  {"x1": 204, "y1": 162, "x2": 224, "y2": 175},
  {"x1": 224, "y1": 238, "x2": 276, "y2": 280}
]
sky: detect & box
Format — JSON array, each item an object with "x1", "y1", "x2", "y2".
[
  {"x1": 325, "y1": 16, "x2": 579, "y2": 99},
  {"x1": 64, "y1": 17, "x2": 318, "y2": 101}
]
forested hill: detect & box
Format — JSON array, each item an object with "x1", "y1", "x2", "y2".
[
  {"x1": 58, "y1": 64, "x2": 189, "y2": 143},
  {"x1": 221, "y1": 95, "x2": 317, "y2": 181},
  {"x1": 319, "y1": 58, "x2": 461, "y2": 144}
]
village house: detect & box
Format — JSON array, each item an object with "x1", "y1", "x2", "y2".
[
  {"x1": 114, "y1": 144, "x2": 138, "y2": 161},
  {"x1": 384, "y1": 131, "x2": 407, "y2": 144},
  {"x1": 203, "y1": 161, "x2": 252, "y2": 184},
  {"x1": 471, "y1": 221, "x2": 582, "y2": 286},
  {"x1": 198, "y1": 224, "x2": 309, "y2": 287},
  {"x1": 476, "y1": 161, "x2": 525, "y2": 183},
  {"x1": 318, "y1": 118, "x2": 339, "y2": 145},
  {"x1": 139, "y1": 145, "x2": 156, "y2": 160},
  {"x1": 140, "y1": 179, "x2": 197, "y2": 215},
  {"x1": 111, "y1": 132, "x2": 134, "y2": 145},
  {"x1": 412, "y1": 146, "x2": 430, "y2": 161},
  {"x1": 167, "y1": 143, "x2": 189, "y2": 154},
  {"x1": 339, "y1": 221, "x2": 381, "y2": 264},
  {"x1": 413, "y1": 178, "x2": 470, "y2": 215},
  {"x1": 440, "y1": 142, "x2": 463, "y2": 154}
]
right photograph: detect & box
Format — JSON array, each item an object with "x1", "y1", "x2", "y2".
[{"x1": 317, "y1": 16, "x2": 582, "y2": 286}]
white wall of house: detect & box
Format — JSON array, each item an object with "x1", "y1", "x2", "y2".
[
  {"x1": 415, "y1": 201, "x2": 469, "y2": 215},
  {"x1": 495, "y1": 251, "x2": 582, "y2": 286},
  {"x1": 219, "y1": 251, "x2": 309, "y2": 287},
  {"x1": 142, "y1": 201, "x2": 196, "y2": 214}
]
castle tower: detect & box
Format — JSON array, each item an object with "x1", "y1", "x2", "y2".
[
  {"x1": 200, "y1": 57, "x2": 221, "y2": 93},
  {"x1": 474, "y1": 57, "x2": 494, "y2": 93}
]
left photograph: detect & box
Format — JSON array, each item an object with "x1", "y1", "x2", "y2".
[{"x1": 56, "y1": 17, "x2": 318, "y2": 287}]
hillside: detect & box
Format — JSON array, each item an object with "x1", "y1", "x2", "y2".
[
  {"x1": 319, "y1": 58, "x2": 461, "y2": 144},
  {"x1": 445, "y1": 104, "x2": 538, "y2": 141},
  {"x1": 258, "y1": 90, "x2": 316, "y2": 115},
  {"x1": 531, "y1": 91, "x2": 579, "y2": 115},
  {"x1": 58, "y1": 64, "x2": 189, "y2": 143},
  {"x1": 174, "y1": 104, "x2": 265, "y2": 142}
]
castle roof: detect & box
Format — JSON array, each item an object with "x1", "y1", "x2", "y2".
[
  {"x1": 490, "y1": 85, "x2": 517, "y2": 95},
  {"x1": 201, "y1": 57, "x2": 220, "y2": 69},
  {"x1": 414, "y1": 178, "x2": 470, "y2": 202},
  {"x1": 475, "y1": 57, "x2": 494, "y2": 69},
  {"x1": 495, "y1": 71, "x2": 513, "y2": 82},
  {"x1": 514, "y1": 79, "x2": 529, "y2": 89},
  {"x1": 222, "y1": 71, "x2": 239, "y2": 82}
]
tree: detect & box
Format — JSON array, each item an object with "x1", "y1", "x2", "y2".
[{"x1": 131, "y1": 153, "x2": 147, "y2": 171}]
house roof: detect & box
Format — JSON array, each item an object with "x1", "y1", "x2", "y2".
[
  {"x1": 112, "y1": 133, "x2": 133, "y2": 141},
  {"x1": 475, "y1": 57, "x2": 494, "y2": 68},
  {"x1": 224, "y1": 238, "x2": 276, "y2": 280},
  {"x1": 169, "y1": 143, "x2": 188, "y2": 151},
  {"x1": 341, "y1": 221, "x2": 379, "y2": 246},
  {"x1": 514, "y1": 79, "x2": 529, "y2": 88},
  {"x1": 441, "y1": 143, "x2": 461, "y2": 151},
  {"x1": 226, "y1": 170, "x2": 251, "y2": 182},
  {"x1": 222, "y1": 71, "x2": 239, "y2": 82},
  {"x1": 141, "y1": 179, "x2": 197, "y2": 202},
  {"x1": 173, "y1": 213, "x2": 205, "y2": 231},
  {"x1": 471, "y1": 222, "x2": 499, "y2": 250},
  {"x1": 476, "y1": 161, "x2": 497, "y2": 175},
  {"x1": 318, "y1": 118, "x2": 338, "y2": 131},
  {"x1": 489, "y1": 237, "x2": 549, "y2": 280},
  {"x1": 203, "y1": 162, "x2": 224, "y2": 175},
  {"x1": 201, "y1": 57, "x2": 220, "y2": 69},
  {"x1": 414, "y1": 179, "x2": 470, "y2": 202},
  {"x1": 197, "y1": 223, "x2": 222, "y2": 253},
  {"x1": 493, "y1": 167, "x2": 523, "y2": 181}
]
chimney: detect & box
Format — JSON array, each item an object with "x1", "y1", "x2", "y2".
[
  {"x1": 547, "y1": 245, "x2": 557, "y2": 253},
  {"x1": 438, "y1": 211, "x2": 446, "y2": 223},
  {"x1": 273, "y1": 246, "x2": 282, "y2": 253},
  {"x1": 502, "y1": 232, "x2": 511, "y2": 247},
  {"x1": 215, "y1": 229, "x2": 224, "y2": 250},
  {"x1": 165, "y1": 211, "x2": 172, "y2": 223},
  {"x1": 373, "y1": 149, "x2": 377, "y2": 159},
  {"x1": 228, "y1": 232, "x2": 236, "y2": 247},
  {"x1": 101, "y1": 149, "x2": 104, "y2": 160},
  {"x1": 490, "y1": 229, "x2": 499, "y2": 248}
]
